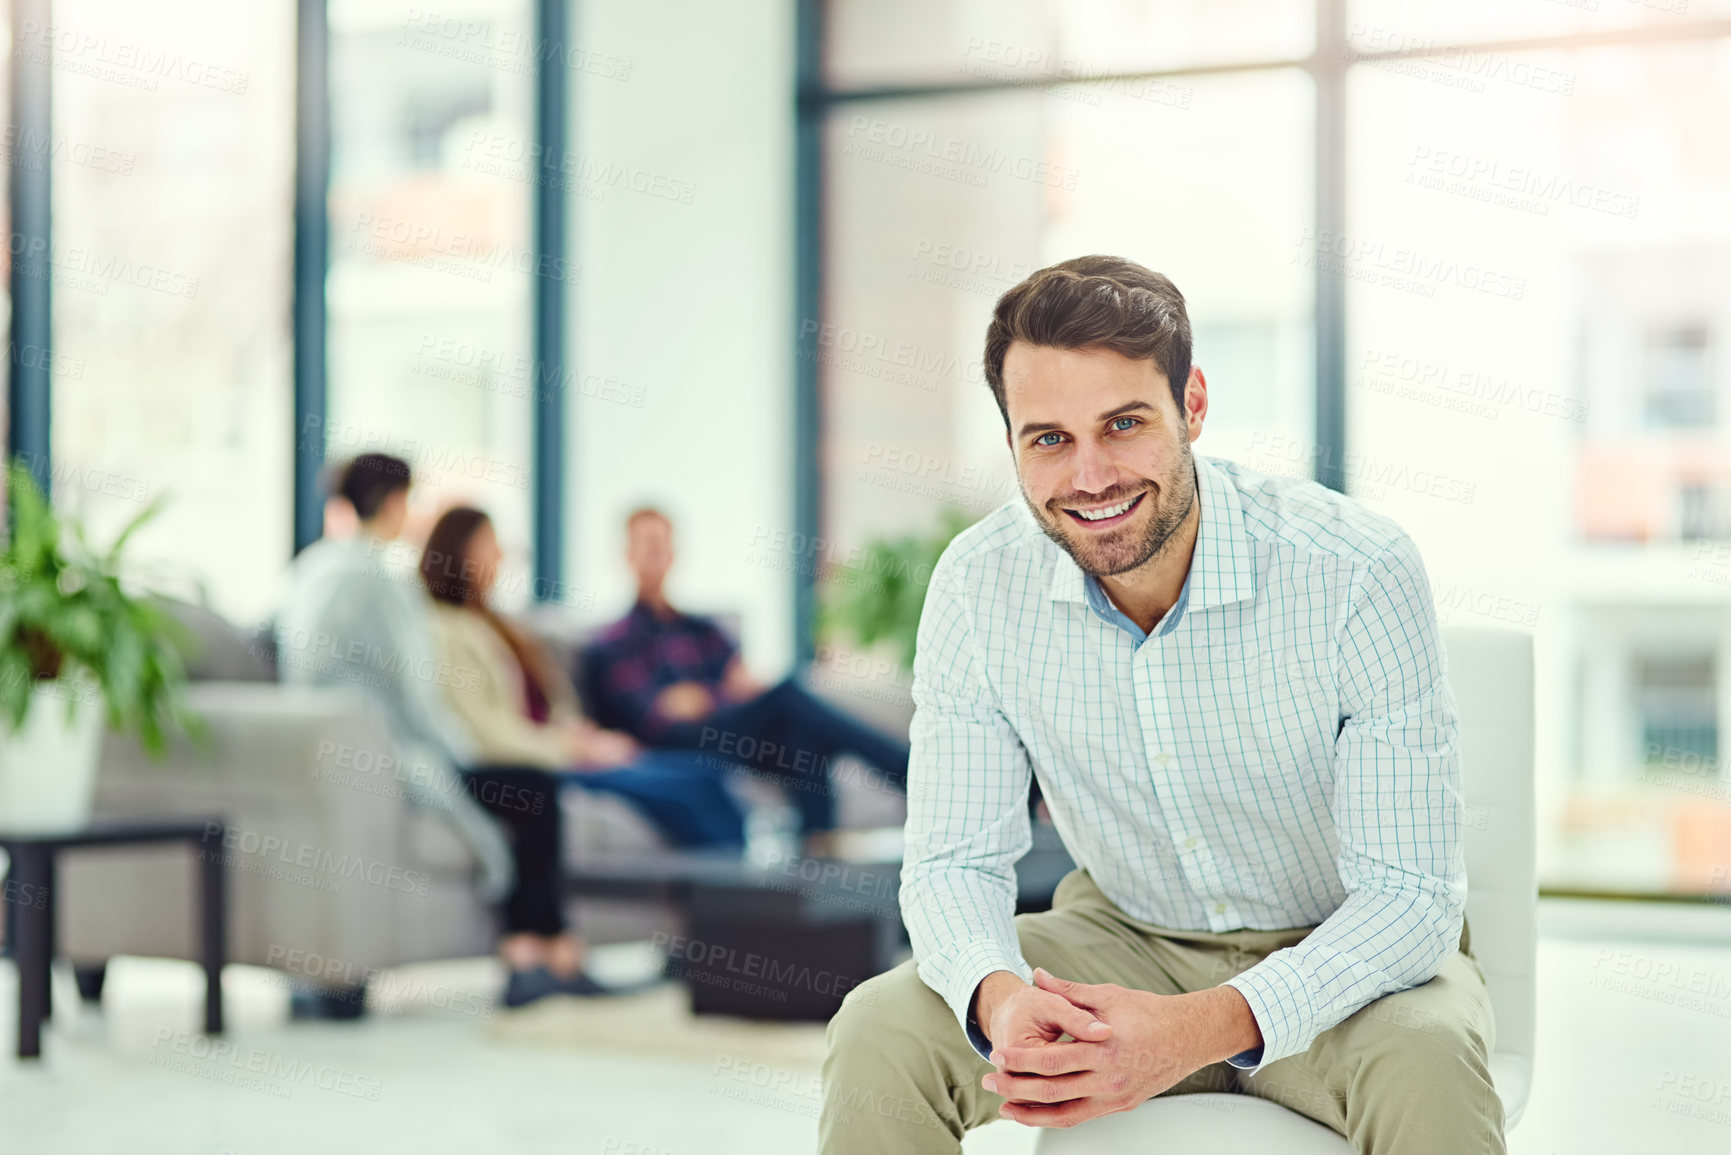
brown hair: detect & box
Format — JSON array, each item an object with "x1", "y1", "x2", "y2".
[
  {"x1": 419, "y1": 507, "x2": 562, "y2": 719},
  {"x1": 982, "y1": 254, "x2": 1192, "y2": 429},
  {"x1": 420, "y1": 506, "x2": 492, "y2": 606}
]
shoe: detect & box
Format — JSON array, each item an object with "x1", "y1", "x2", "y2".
[
  {"x1": 502, "y1": 966, "x2": 564, "y2": 1008},
  {"x1": 502, "y1": 966, "x2": 629, "y2": 1008},
  {"x1": 554, "y1": 970, "x2": 615, "y2": 997}
]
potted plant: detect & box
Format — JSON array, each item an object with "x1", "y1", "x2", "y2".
[
  {"x1": 818, "y1": 505, "x2": 978, "y2": 675},
  {"x1": 0, "y1": 462, "x2": 198, "y2": 831}
]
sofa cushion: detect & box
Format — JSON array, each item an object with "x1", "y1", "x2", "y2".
[
  {"x1": 402, "y1": 807, "x2": 481, "y2": 877},
  {"x1": 158, "y1": 598, "x2": 277, "y2": 682},
  {"x1": 563, "y1": 786, "x2": 671, "y2": 866}
]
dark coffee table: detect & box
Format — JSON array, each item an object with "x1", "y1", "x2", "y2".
[
  {"x1": 0, "y1": 817, "x2": 228, "y2": 1059},
  {"x1": 567, "y1": 823, "x2": 1076, "y2": 1021}
]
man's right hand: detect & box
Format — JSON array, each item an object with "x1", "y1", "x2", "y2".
[
  {"x1": 652, "y1": 681, "x2": 716, "y2": 723},
  {"x1": 974, "y1": 970, "x2": 1113, "y2": 1055}
]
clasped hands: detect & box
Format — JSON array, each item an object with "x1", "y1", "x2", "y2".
[
  {"x1": 975, "y1": 967, "x2": 1261, "y2": 1130},
  {"x1": 564, "y1": 719, "x2": 640, "y2": 770}
]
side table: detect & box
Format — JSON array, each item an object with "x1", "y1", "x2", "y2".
[{"x1": 0, "y1": 817, "x2": 227, "y2": 1060}]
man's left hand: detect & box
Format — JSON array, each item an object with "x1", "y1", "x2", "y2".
[
  {"x1": 652, "y1": 681, "x2": 716, "y2": 722},
  {"x1": 981, "y1": 968, "x2": 1261, "y2": 1130},
  {"x1": 718, "y1": 657, "x2": 763, "y2": 705}
]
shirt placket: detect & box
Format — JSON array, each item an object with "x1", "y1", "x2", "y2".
[{"x1": 1136, "y1": 637, "x2": 1243, "y2": 932}]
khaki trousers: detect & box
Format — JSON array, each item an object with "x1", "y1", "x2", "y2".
[{"x1": 819, "y1": 869, "x2": 1504, "y2": 1155}]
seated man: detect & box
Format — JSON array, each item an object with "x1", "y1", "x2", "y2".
[
  {"x1": 820, "y1": 256, "x2": 1502, "y2": 1155},
  {"x1": 582, "y1": 506, "x2": 910, "y2": 846},
  {"x1": 277, "y1": 454, "x2": 607, "y2": 1007}
]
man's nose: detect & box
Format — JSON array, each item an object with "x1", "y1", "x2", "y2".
[{"x1": 1069, "y1": 440, "x2": 1118, "y2": 494}]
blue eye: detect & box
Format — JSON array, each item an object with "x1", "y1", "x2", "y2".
[
  {"x1": 1110, "y1": 417, "x2": 1138, "y2": 432},
  {"x1": 1034, "y1": 433, "x2": 1062, "y2": 447}
]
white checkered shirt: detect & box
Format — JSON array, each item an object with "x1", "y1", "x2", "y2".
[{"x1": 901, "y1": 454, "x2": 1466, "y2": 1071}]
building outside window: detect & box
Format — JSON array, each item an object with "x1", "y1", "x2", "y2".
[{"x1": 811, "y1": 0, "x2": 1731, "y2": 899}]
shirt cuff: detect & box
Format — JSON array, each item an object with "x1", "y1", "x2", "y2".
[
  {"x1": 1222, "y1": 949, "x2": 1318, "y2": 1073},
  {"x1": 918, "y1": 942, "x2": 1033, "y2": 1060},
  {"x1": 964, "y1": 1015, "x2": 994, "y2": 1061},
  {"x1": 1225, "y1": 1043, "x2": 1265, "y2": 1070}
]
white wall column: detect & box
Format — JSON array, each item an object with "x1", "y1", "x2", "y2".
[{"x1": 568, "y1": 0, "x2": 795, "y2": 675}]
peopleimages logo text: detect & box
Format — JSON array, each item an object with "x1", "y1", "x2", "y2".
[
  {"x1": 844, "y1": 116, "x2": 1080, "y2": 189},
  {"x1": 203, "y1": 823, "x2": 432, "y2": 896},
  {"x1": 16, "y1": 21, "x2": 251, "y2": 94}
]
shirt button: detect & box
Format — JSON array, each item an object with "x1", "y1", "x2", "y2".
[
  {"x1": 1214, "y1": 903, "x2": 1227, "y2": 914},
  {"x1": 1184, "y1": 837, "x2": 1198, "y2": 850}
]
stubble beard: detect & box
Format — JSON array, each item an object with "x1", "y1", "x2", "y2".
[{"x1": 1025, "y1": 439, "x2": 1198, "y2": 578}]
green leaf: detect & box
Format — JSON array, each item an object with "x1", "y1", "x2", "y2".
[
  {"x1": 48, "y1": 602, "x2": 105, "y2": 655},
  {"x1": 0, "y1": 648, "x2": 33, "y2": 731},
  {"x1": 818, "y1": 505, "x2": 977, "y2": 675},
  {"x1": 0, "y1": 458, "x2": 196, "y2": 758},
  {"x1": 103, "y1": 493, "x2": 168, "y2": 569}
]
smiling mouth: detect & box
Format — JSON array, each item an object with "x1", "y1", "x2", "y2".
[{"x1": 1062, "y1": 491, "x2": 1145, "y2": 529}]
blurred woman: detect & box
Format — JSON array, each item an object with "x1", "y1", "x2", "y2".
[
  {"x1": 416, "y1": 508, "x2": 746, "y2": 1008},
  {"x1": 419, "y1": 505, "x2": 746, "y2": 852}
]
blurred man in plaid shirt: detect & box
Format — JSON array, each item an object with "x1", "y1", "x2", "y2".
[{"x1": 582, "y1": 507, "x2": 910, "y2": 853}]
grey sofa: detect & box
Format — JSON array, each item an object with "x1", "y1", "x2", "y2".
[
  {"x1": 57, "y1": 602, "x2": 906, "y2": 992},
  {"x1": 60, "y1": 681, "x2": 504, "y2": 982}
]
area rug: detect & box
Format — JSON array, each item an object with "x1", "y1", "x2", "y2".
[{"x1": 482, "y1": 982, "x2": 829, "y2": 1071}]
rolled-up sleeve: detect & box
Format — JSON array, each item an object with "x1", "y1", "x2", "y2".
[
  {"x1": 900, "y1": 551, "x2": 1036, "y2": 1042},
  {"x1": 1225, "y1": 531, "x2": 1466, "y2": 1071}
]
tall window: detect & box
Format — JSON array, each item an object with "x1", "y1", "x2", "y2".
[
  {"x1": 1346, "y1": 23, "x2": 1731, "y2": 896},
  {"x1": 819, "y1": 0, "x2": 1314, "y2": 619},
  {"x1": 812, "y1": 0, "x2": 1731, "y2": 897},
  {"x1": 1643, "y1": 323, "x2": 1715, "y2": 431},
  {"x1": 48, "y1": 0, "x2": 294, "y2": 621},
  {"x1": 0, "y1": 6, "x2": 12, "y2": 440},
  {"x1": 326, "y1": 0, "x2": 537, "y2": 606}
]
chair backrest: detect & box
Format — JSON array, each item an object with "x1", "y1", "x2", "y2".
[{"x1": 1441, "y1": 625, "x2": 1537, "y2": 1073}]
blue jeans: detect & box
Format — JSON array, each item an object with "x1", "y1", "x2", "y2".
[
  {"x1": 669, "y1": 676, "x2": 910, "y2": 834},
  {"x1": 564, "y1": 749, "x2": 746, "y2": 849}
]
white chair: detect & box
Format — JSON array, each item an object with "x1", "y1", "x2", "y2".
[{"x1": 1036, "y1": 624, "x2": 1536, "y2": 1152}]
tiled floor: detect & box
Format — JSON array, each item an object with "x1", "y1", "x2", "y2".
[{"x1": 1, "y1": 901, "x2": 1728, "y2": 1154}]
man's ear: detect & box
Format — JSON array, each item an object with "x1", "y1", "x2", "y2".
[{"x1": 1184, "y1": 366, "x2": 1208, "y2": 443}]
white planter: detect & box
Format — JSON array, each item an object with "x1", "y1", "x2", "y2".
[{"x1": 0, "y1": 678, "x2": 106, "y2": 832}]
